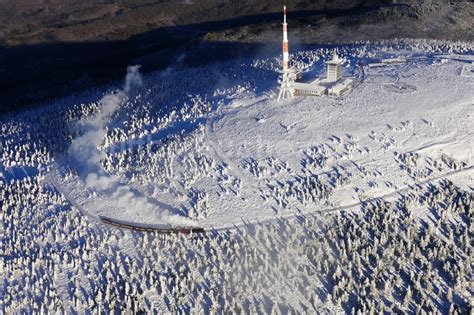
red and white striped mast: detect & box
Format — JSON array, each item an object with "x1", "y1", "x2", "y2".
[
  {"x1": 278, "y1": 5, "x2": 295, "y2": 101},
  {"x1": 282, "y1": 5, "x2": 289, "y2": 72}
]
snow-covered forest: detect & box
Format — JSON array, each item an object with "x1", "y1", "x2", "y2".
[{"x1": 1, "y1": 40, "x2": 473, "y2": 313}]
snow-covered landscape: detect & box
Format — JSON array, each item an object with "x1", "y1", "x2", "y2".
[{"x1": 2, "y1": 40, "x2": 473, "y2": 313}]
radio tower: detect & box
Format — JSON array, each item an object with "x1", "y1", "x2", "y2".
[
  {"x1": 278, "y1": 5, "x2": 296, "y2": 101},
  {"x1": 282, "y1": 5, "x2": 289, "y2": 72}
]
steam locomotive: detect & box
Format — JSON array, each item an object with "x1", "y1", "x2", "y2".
[{"x1": 99, "y1": 215, "x2": 205, "y2": 234}]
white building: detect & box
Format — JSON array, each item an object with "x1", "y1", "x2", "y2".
[
  {"x1": 293, "y1": 79, "x2": 326, "y2": 96},
  {"x1": 326, "y1": 54, "x2": 342, "y2": 82},
  {"x1": 328, "y1": 79, "x2": 353, "y2": 96}
]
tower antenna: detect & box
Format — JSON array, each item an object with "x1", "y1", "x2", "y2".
[{"x1": 282, "y1": 5, "x2": 289, "y2": 72}]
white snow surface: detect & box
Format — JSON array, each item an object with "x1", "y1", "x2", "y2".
[
  {"x1": 2, "y1": 42, "x2": 474, "y2": 314},
  {"x1": 49, "y1": 49, "x2": 473, "y2": 229}
]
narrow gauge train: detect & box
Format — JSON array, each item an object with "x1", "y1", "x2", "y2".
[{"x1": 99, "y1": 215, "x2": 205, "y2": 234}]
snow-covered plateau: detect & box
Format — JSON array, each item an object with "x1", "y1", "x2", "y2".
[{"x1": 2, "y1": 41, "x2": 473, "y2": 313}]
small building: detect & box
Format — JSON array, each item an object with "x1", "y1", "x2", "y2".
[
  {"x1": 328, "y1": 79, "x2": 353, "y2": 97},
  {"x1": 293, "y1": 82, "x2": 326, "y2": 96},
  {"x1": 326, "y1": 54, "x2": 342, "y2": 82}
]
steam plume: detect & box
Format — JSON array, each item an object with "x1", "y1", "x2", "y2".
[{"x1": 69, "y1": 65, "x2": 197, "y2": 227}]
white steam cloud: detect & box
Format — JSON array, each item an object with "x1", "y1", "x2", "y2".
[{"x1": 69, "y1": 65, "x2": 197, "y2": 227}]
